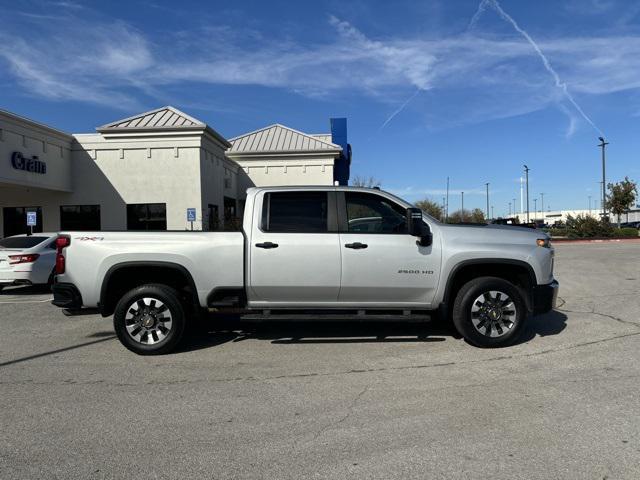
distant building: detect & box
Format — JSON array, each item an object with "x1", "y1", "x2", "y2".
[
  {"x1": 514, "y1": 208, "x2": 640, "y2": 225},
  {"x1": 0, "y1": 107, "x2": 351, "y2": 237}
]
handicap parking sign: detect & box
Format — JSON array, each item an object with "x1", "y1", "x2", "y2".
[
  {"x1": 26, "y1": 211, "x2": 37, "y2": 226},
  {"x1": 187, "y1": 208, "x2": 196, "y2": 222}
]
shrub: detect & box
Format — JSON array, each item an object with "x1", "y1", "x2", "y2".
[
  {"x1": 565, "y1": 214, "x2": 614, "y2": 238},
  {"x1": 616, "y1": 227, "x2": 639, "y2": 237}
]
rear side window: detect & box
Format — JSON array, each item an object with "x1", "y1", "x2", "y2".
[
  {"x1": 0, "y1": 236, "x2": 49, "y2": 248},
  {"x1": 263, "y1": 192, "x2": 328, "y2": 233}
]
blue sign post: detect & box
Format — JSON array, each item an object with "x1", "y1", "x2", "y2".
[
  {"x1": 26, "y1": 211, "x2": 37, "y2": 235},
  {"x1": 187, "y1": 208, "x2": 196, "y2": 231}
]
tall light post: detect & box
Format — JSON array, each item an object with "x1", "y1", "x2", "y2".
[
  {"x1": 445, "y1": 176, "x2": 450, "y2": 222},
  {"x1": 540, "y1": 192, "x2": 545, "y2": 223},
  {"x1": 508, "y1": 202, "x2": 511, "y2": 216},
  {"x1": 598, "y1": 137, "x2": 609, "y2": 217},
  {"x1": 533, "y1": 198, "x2": 538, "y2": 220},
  {"x1": 461, "y1": 191, "x2": 465, "y2": 220},
  {"x1": 442, "y1": 197, "x2": 446, "y2": 222},
  {"x1": 485, "y1": 182, "x2": 490, "y2": 220},
  {"x1": 523, "y1": 165, "x2": 530, "y2": 223},
  {"x1": 491, "y1": 205, "x2": 494, "y2": 220}
]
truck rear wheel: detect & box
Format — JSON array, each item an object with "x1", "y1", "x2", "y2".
[
  {"x1": 452, "y1": 276, "x2": 526, "y2": 348},
  {"x1": 113, "y1": 284, "x2": 186, "y2": 355}
]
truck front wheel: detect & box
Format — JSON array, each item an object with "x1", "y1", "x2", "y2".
[
  {"x1": 452, "y1": 276, "x2": 526, "y2": 348},
  {"x1": 113, "y1": 284, "x2": 186, "y2": 355}
]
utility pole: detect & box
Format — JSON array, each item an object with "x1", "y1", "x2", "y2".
[
  {"x1": 540, "y1": 193, "x2": 545, "y2": 223},
  {"x1": 485, "y1": 182, "x2": 490, "y2": 220},
  {"x1": 445, "y1": 176, "x2": 450, "y2": 222},
  {"x1": 523, "y1": 165, "x2": 530, "y2": 223},
  {"x1": 598, "y1": 137, "x2": 609, "y2": 217}
]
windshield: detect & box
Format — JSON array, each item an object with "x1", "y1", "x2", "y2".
[{"x1": 0, "y1": 236, "x2": 49, "y2": 249}]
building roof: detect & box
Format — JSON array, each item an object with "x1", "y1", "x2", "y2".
[
  {"x1": 228, "y1": 124, "x2": 341, "y2": 155},
  {"x1": 96, "y1": 106, "x2": 230, "y2": 147},
  {"x1": 97, "y1": 106, "x2": 206, "y2": 131}
]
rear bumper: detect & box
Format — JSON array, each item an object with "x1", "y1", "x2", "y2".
[
  {"x1": 52, "y1": 282, "x2": 83, "y2": 309},
  {"x1": 533, "y1": 280, "x2": 559, "y2": 315},
  {"x1": 0, "y1": 271, "x2": 34, "y2": 286}
]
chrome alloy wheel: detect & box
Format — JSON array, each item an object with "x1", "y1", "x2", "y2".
[
  {"x1": 470, "y1": 290, "x2": 517, "y2": 338},
  {"x1": 124, "y1": 297, "x2": 173, "y2": 345}
]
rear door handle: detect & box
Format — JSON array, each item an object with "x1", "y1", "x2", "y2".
[
  {"x1": 255, "y1": 242, "x2": 279, "y2": 249},
  {"x1": 345, "y1": 242, "x2": 368, "y2": 249}
]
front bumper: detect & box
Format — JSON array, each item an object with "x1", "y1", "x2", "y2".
[
  {"x1": 533, "y1": 280, "x2": 559, "y2": 315},
  {"x1": 52, "y1": 282, "x2": 83, "y2": 309}
]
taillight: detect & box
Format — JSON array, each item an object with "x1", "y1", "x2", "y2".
[
  {"x1": 55, "y1": 235, "x2": 71, "y2": 275},
  {"x1": 8, "y1": 254, "x2": 40, "y2": 265}
]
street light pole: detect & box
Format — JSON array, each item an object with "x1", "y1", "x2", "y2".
[
  {"x1": 508, "y1": 202, "x2": 511, "y2": 216},
  {"x1": 598, "y1": 137, "x2": 609, "y2": 217},
  {"x1": 445, "y1": 176, "x2": 450, "y2": 222},
  {"x1": 491, "y1": 205, "x2": 494, "y2": 220},
  {"x1": 523, "y1": 165, "x2": 530, "y2": 223},
  {"x1": 485, "y1": 182, "x2": 490, "y2": 220},
  {"x1": 533, "y1": 198, "x2": 537, "y2": 220},
  {"x1": 540, "y1": 193, "x2": 545, "y2": 223}
]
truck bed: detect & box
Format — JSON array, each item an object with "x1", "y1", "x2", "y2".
[{"x1": 57, "y1": 231, "x2": 244, "y2": 308}]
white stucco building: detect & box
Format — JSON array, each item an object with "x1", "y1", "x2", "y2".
[{"x1": 0, "y1": 107, "x2": 351, "y2": 237}]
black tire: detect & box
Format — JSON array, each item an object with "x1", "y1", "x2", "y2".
[
  {"x1": 452, "y1": 276, "x2": 526, "y2": 348},
  {"x1": 113, "y1": 284, "x2": 186, "y2": 355}
]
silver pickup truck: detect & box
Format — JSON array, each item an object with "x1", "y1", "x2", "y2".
[{"x1": 52, "y1": 186, "x2": 558, "y2": 355}]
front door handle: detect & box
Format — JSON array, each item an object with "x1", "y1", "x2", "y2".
[
  {"x1": 345, "y1": 242, "x2": 368, "y2": 249},
  {"x1": 255, "y1": 242, "x2": 279, "y2": 249}
]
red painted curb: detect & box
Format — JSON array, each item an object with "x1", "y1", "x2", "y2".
[{"x1": 552, "y1": 237, "x2": 640, "y2": 245}]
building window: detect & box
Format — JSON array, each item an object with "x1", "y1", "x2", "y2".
[
  {"x1": 2, "y1": 207, "x2": 43, "y2": 238},
  {"x1": 127, "y1": 203, "x2": 167, "y2": 231},
  {"x1": 263, "y1": 192, "x2": 328, "y2": 233},
  {"x1": 60, "y1": 205, "x2": 101, "y2": 231}
]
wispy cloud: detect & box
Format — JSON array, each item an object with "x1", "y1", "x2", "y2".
[
  {"x1": 2, "y1": 3, "x2": 640, "y2": 132},
  {"x1": 470, "y1": 0, "x2": 604, "y2": 136}
]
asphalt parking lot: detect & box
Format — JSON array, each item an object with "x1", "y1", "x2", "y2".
[{"x1": 1, "y1": 242, "x2": 639, "y2": 480}]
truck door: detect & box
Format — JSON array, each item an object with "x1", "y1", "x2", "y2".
[
  {"x1": 248, "y1": 190, "x2": 341, "y2": 306},
  {"x1": 337, "y1": 191, "x2": 441, "y2": 307}
]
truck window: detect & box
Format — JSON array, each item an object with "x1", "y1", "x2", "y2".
[
  {"x1": 263, "y1": 192, "x2": 328, "y2": 233},
  {"x1": 345, "y1": 192, "x2": 407, "y2": 234}
]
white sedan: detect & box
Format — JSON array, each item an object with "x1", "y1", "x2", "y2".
[{"x1": 0, "y1": 233, "x2": 58, "y2": 292}]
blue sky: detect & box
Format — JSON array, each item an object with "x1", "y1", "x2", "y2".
[{"x1": 1, "y1": 0, "x2": 639, "y2": 215}]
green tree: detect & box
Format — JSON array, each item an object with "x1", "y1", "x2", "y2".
[
  {"x1": 414, "y1": 199, "x2": 443, "y2": 220},
  {"x1": 605, "y1": 177, "x2": 637, "y2": 227},
  {"x1": 351, "y1": 176, "x2": 381, "y2": 188},
  {"x1": 469, "y1": 208, "x2": 486, "y2": 223}
]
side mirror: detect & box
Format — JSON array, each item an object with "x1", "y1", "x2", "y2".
[{"x1": 406, "y1": 208, "x2": 432, "y2": 246}]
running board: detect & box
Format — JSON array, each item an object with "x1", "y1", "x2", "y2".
[{"x1": 238, "y1": 312, "x2": 433, "y2": 322}]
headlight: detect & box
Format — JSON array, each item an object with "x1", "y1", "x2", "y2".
[{"x1": 536, "y1": 238, "x2": 551, "y2": 248}]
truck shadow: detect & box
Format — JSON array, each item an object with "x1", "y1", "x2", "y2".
[{"x1": 177, "y1": 310, "x2": 568, "y2": 353}]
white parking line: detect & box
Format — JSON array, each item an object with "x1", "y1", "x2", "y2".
[{"x1": 0, "y1": 297, "x2": 53, "y2": 304}]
